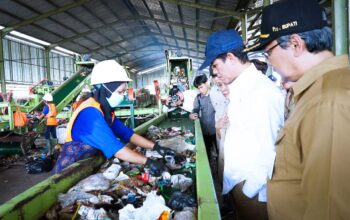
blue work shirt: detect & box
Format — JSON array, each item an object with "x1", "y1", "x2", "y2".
[
  {"x1": 42, "y1": 105, "x2": 49, "y2": 115},
  {"x1": 71, "y1": 107, "x2": 134, "y2": 158}
]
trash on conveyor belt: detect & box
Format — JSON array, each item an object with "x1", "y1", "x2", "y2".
[{"x1": 49, "y1": 125, "x2": 197, "y2": 220}]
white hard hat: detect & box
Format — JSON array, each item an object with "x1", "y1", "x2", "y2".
[
  {"x1": 91, "y1": 60, "x2": 132, "y2": 85},
  {"x1": 43, "y1": 93, "x2": 53, "y2": 102}
]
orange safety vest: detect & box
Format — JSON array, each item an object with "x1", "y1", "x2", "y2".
[
  {"x1": 65, "y1": 97, "x2": 114, "y2": 142},
  {"x1": 46, "y1": 103, "x2": 58, "y2": 126}
]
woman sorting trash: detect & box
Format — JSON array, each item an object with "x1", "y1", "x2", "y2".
[{"x1": 52, "y1": 60, "x2": 174, "y2": 174}]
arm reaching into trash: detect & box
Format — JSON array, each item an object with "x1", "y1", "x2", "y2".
[
  {"x1": 114, "y1": 146, "x2": 147, "y2": 164},
  {"x1": 129, "y1": 133, "x2": 154, "y2": 149}
]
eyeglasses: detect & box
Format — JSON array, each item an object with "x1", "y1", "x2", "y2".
[{"x1": 263, "y1": 42, "x2": 281, "y2": 59}]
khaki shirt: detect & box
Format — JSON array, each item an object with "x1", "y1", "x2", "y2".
[{"x1": 268, "y1": 55, "x2": 350, "y2": 220}]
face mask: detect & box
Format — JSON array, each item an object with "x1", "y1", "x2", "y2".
[{"x1": 106, "y1": 92, "x2": 124, "y2": 107}]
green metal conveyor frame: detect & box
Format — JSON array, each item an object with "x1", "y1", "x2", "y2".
[
  {"x1": 0, "y1": 113, "x2": 220, "y2": 220},
  {"x1": 0, "y1": 64, "x2": 92, "y2": 134}
]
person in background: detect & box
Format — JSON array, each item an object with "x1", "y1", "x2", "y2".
[
  {"x1": 210, "y1": 74, "x2": 232, "y2": 217},
  {"x1": 189, "y1": 74, "x2": 217, "y2": 162},
  {"x1": 200, "y1": 29, "x2": 284, "y2": 220},
  {"x1": 250, "y1": 59, "x2": 268, "y2": 75},
  {"x1": 165, "y1": 84, "x2": 184, "y2": 108},
  {"x1": 38, "y1": 93, "x2": 58, "y2": 155},
  {"x1": 52, "y1": 60, "x2": 174, "y2": 174},
  {"x1": 209, "y1": 70, "x2": 229, "y2": 181},
  {"x1": 249, "y1": 0, "x2": 350, "y2": 219}
]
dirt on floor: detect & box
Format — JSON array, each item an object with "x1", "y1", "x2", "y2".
[{"x1": 0, "y1": 155, "x2": 51, "y2": 205}]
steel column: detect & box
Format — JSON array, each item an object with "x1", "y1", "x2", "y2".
[
  {"x1": 241, "y1": 13, "x2": 247, "y2": 42},
  {"x1": 44, "y1": 47, "x2": 51, "y2": 81},
  {"x1": 0, "y1": 36, "x2": 6, "y2": 93},
  {"x1": 332, "y1": 0, "x2": 349, "y2": 55}
]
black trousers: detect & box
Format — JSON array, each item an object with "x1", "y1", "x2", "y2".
[
  {"x1": 45, "y1": 125, "x2": 57, "y2": 139},
  {"x1": 203, "y1": 134, "x2": 217, "y2": 157}
]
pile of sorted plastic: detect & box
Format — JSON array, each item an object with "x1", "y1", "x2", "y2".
[{"x1": 50, "y1": 125, "x2": 197, "y2": 220}]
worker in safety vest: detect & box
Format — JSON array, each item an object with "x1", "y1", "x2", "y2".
[
  {"x1": 51, "y1": 60, "x2": 174, "y2": 174},
  {"x1": 39, "y1": 93, "x2": 58, "y2": 155}
]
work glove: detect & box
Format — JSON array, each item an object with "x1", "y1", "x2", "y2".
[
  {"x1": 145, "y1": 158, "x2": 165, "y2": 176},
  {"x1": 153, "y1": 142, "x2": 176, "y2": 157}
]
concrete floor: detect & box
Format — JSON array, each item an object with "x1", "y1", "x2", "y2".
[{"x1": 0, "y1": 161, "x2": 50, "y2": 204}]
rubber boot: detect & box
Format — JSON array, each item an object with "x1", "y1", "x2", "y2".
[{"x1": 46, "y1": 139, "x2": 52, "y2": 155}]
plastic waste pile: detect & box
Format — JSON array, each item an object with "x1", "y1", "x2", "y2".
[
  {"x1": 50, "y1": 125, "x2": 197, "y2": 220},
  {"x1": 25, "y1": 154, "x2": 54, "y2": 174}
]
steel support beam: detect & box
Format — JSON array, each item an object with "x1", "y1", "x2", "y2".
[
  {"x1": 90, "y1": 31, "x2": 206, "y2": 56},
  {"x1": 45, "y1": 47, "x2": 51, "y2": 81},
  {"x1": 332, "y1": 0, "x2": 349, "y2": 55},
  {"x1": 241, "y1": 13, "x2": 247, "y2": 42},
  {"x1": 1, "y1": 0, "x2": 91, "y2": 36},
  {"x1": 138, "y1": 15, "x2": 213, "y2": 33},
  {"x1": 0, "y1": 36, "x2": 6, "y2": 93},
  {"x1": 153, "y1": 32, "x2": 206, "y2": 45},
  {"x1": 158, "y1": 0, "x2": 241, "y2": 19},
  {"x1": 113, "y1": 42, "x2": 204, "y2": 59},
  {"x1": 50, "y1": 15, "x2": 211, "y2": 51}
]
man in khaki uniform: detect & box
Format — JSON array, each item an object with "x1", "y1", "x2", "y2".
[{"x1": 249, "y1": 0, "x2": 350, "y2": 219}]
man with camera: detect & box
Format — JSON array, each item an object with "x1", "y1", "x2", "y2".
[{"x1": 165, "y1": 85, "x2": 184, "y2": 108}]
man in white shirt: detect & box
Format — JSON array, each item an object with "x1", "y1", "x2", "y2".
[{"x1": 199, "y1": 29, "x2": 284, "y2": 220}]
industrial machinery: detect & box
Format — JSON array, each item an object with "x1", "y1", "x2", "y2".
[
  {"x1": 165, "y1": 50, "x2": 193, "y2": 92},
  {"x1": 163, "y1": 50, "x2": 193, "y2": 109},
  {"x1": 0, "y1": 61, "x2": 95, "y2": 155}
]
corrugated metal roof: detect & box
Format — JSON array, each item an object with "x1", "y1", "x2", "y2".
[{"x1": 0, "y1": 0, "x2": 331, "y2": 73}]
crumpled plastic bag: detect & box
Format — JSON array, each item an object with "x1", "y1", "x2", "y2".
[
  {"x1": 119, "y1": 204, "x2": 136, "y2": 220},
  {"x1": 88, "y1": 194, "x2": 114, "y2": 205},
  {"x1": 171, "y1": 174, "x2": 193, "y2": 192},
  {"x1": 174, "y1": 207, "x2": 197, "y2": 220},
  {"x1": 78, "y1": 205, "x2": 111, "y2": 220},
  {"x1": 59, "y1": 192, "x2": 112, "y2": 208},
  {"x1": 145, "y1": 150, "x2": 163, "y2": 158},
  {"x1": 69, "y1": 173, "x2": 110, "y2": 192},
  {"x1": 167, "y1": 191, "x2": 197, "y2": 211},
  {"x1": 103, "y1": 164, "x2": 122, "y2": 180},
  {"x1": 25, "y1": 156, "x2": 54, "y2": 174},
  {"x1": 118, "y1": 191, "x2": 171, "y2": 220},
  {"x1": 58, "y1": 191, "x2": 96, "y2": 208},
  {"x1": 158, "y1": 136, "x2": 195, "y2": 153},
  {"x1": 147, "y1": 125, "x2": 163, "y2": 140}
]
